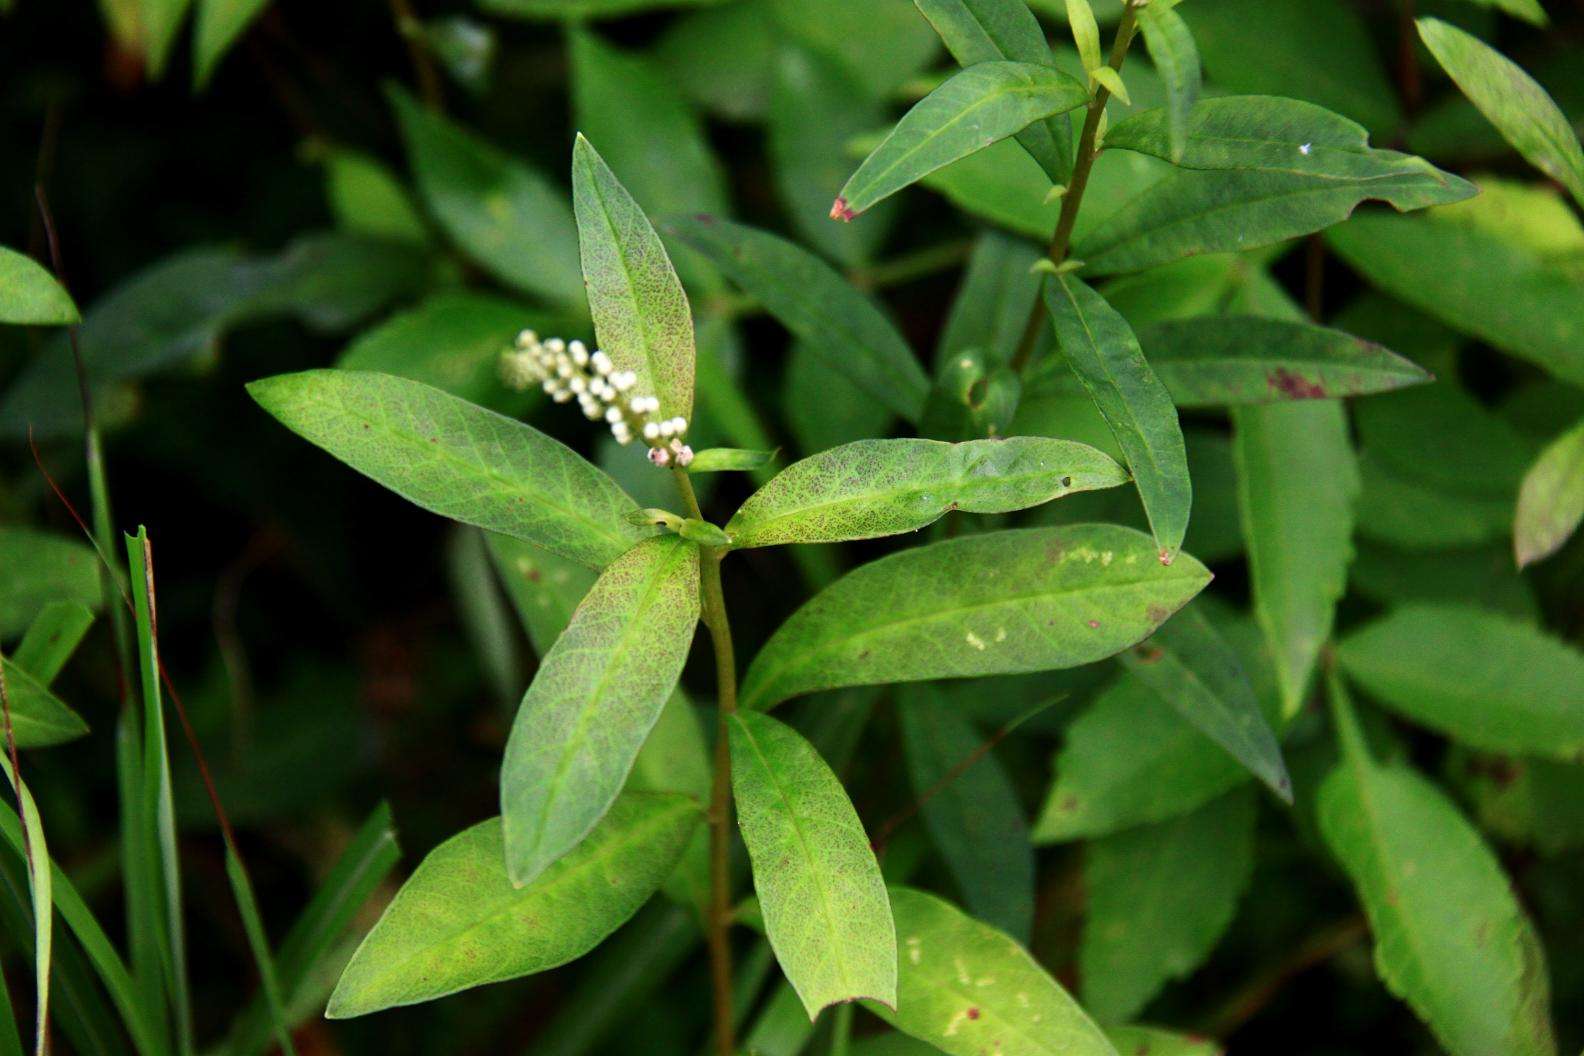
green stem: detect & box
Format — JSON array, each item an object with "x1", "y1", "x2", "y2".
[
  {"x1": 672, "y1": 469, "x2": 739, "y2": 1056},
  {"x1": 1010, "y1": 0, "x2": 1144, "y2": 374}
]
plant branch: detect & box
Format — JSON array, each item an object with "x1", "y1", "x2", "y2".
[
  {"x1": 1010, "y1": 0, "x2": 1143, "y2": 374},
  {"x1": 672, "y1": 468, "x2": 738, "y2": 1056}
]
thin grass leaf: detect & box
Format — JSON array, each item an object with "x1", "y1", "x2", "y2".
[
  {"x1": 117, "y1": 708, "x2": 168, "y2": 1054},
  {"x1": 13, "y1": 602, "x2": 95, "y2": 684},
  {"x1": 0, "y1": 748, "x2": 51, "y2": 1056},
  {"x1": 222, "y1": 847, "x2": 296, "y2": 1056}
]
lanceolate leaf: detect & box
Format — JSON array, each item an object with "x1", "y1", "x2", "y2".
[
  {"x1": 327, "y1": 793, "x2": 698, "y2": 1019},
  {"x1": 389, "y1": 87, "x2": 582, "y2": 305},
  {"x1": 1080, "y1": 788, "x2": 1256, "y2": 1023},
  {"x1": 740, "y1": 525, "x2": 1212, "y2": 711},
  {"x1": 502, "y1": 536, "x2": 699, "y2": 886},
  {"x1": 0, "y1": 529, "x2": 100, "y2": 640},
  {"x1": 0, "y1": 247, "x2": 78, "y2": 326},
  {"x1": 0, "y1": 659, "x2": 89, "y2": 749},
  {"x1": 1045, "y1": 273, "x2": 1191, "y2": 564},
  {"x1": 665, "y1": 215, "x2": 928, "y2": 421},
  {"x1": 915, "y1": 0, "x2": 1076, "y2": 182},
  {"x1": 729, "y1": 711, "x2": 896, "y2": 1017},
  {"x1": 1337, "y1": 604, "x2": 1584, "y2": 759},
  {"x1": 1233, "y1": 401, "x2": 1358, "y2": 719},
  {"x1": 248, "y1": 371, "x2": 651, "y2": 569},
  {"x1": 1318, "y1": 676, "x2": 1556, "y2": 1056},
  {"x1": 1120, "y1": 606, "x2": 1289, "y2": 800},
  {"x1": 1514, "y1": 418, "x2": 1584, "y2": 568},
  {"x1": 1417, "y1": 19, "x2": 1584, "y2": 210},
  {"x1": 836, "y1": 62, "x2": 1087, "y2": 220},
  {"x1": 1135, "y1": 3, "x2": 1201, "y2": 164},
  {"x1": 725, "y1": 437, "x2": 1125, "y2": 548},
  {"x1": 571, "y1": 135, "x2": 696, "y2": 423},
  {"x1": 898, "y1": 687, "x2": 1034, "y2": 942},
  {"x1": 876, "y1": 887, "x2": 1118, "y2": 1056},
  {"x1": 1135, "y1": 316, "x2": 1432, "y2": 406}
]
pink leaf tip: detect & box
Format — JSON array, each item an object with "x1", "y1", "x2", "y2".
[{"x1": 829, "y1": 197, "x2": 856, "y2": 222}]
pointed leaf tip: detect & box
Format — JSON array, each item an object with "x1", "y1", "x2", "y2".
[{"x1": 830, "y1": 197, "x2": 856, "y2": 222}]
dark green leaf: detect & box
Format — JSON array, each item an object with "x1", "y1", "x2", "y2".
[
  {"x1": 326, "y1": 792, "x2": 699, "y2": 1018},
  {"x1": 249, "y1": 370, "x2": 651, "y2": 568},
  {"x1": 0, "y1": 529, "x2": 100, "y2": 640},
  {"x1": 936, "y1": 230, "x2": 1044, "y2": 369},
  {"x1": 322, "y1": 149, "x2": 430, "y2": 244},
  {"x1": 12, "y1": 602, "x2": 93, "y2": 685},
  {"x1": 479, "y1": 0, "x2": 725, "y2": 18},
  {"x1": 1135, "y1": 3, "x2": 1200, "y2": 164},
  {"x1": 770, "y1": 0, "x2": 941, "y2": 101},
  {"x1": 193, "y1": 0, "x2": 270, "y2": 87},
  {"x1": 1045, "y1": 273, "x2": 1191, "y2": 564},
  {"x1": 740, "y1": 525, "x2": 1212, "y2": 711}
]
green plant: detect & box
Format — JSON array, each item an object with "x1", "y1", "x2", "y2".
[{"x1": 3, "y1": 1, "x2": 1584, "y2": 1055}]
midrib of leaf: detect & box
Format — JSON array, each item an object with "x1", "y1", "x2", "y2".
[
  {"x1": 370, "y1": 804, "x2": 687, "y2": 987},
  {"x1": 749, "y1": 565, "x2": 1203, "y2": 705},
  {"x1": 1158, "y1": 352, "x2": 1409, "y2": 381},
  {"x1": 735, "y1": 718, "x2": 866, "y2": 1000},
  {"x1": 1057, "y1": 276, "x2": 1173, "y2": 487},
  {"x1": 304, "y1": 386, "x2": 634, "y2": 557},
  {"x1": 521, "y1": 545, "x2": 690, "y2": 861},
  {"x1": 1130, "y1": 134, "x2": 1439, "y2": 183},
  {"x1": 861, "y1": 78, "x2": 1070, "y2": 190}
]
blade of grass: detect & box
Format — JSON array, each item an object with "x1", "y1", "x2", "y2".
[
  {"x1": 0, "y1": 653, "x2": 51, "y2": 1056},
  {"x1": 123, "y1": 530, "x2": 193, "y2": 1056},
  {"x1": 221, "y1": 849, "x2": 295, "y2": 1056}
]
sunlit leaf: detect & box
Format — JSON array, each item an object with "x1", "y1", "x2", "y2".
[
  {"x1": 1045, "y1": 273, "x2": 1191, "y2": 564},
  {"x1": 836, "y1": 62, "x2": 1086, "y2": 219},
  {"x1": 326, "y1": 792, "x2": 698, "y2": 1018},
  {"x1": 730, "y1": 710, "x2": 895, "y2": 1017},
  {"x1": 502, "y1": 536, "x2": 699, "y2": 885},
  {"x1": 1514, "y1": 418, "x2": 1584, "y2": 568},
  {"x1": 741, "y1": 525, "x2": 1212, "y2": 711},
  {"x1": 0, "y1": 247, "x2": 78, "y2": 326},
  {"x1": 248, "y1": 370, "x2": 651, "y2": 569},
  {"x1": 726, "y1": 437, "x2": 1125, "y2": 549}
]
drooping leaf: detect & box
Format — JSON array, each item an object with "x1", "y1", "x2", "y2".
[
  {"x1": 876, "y1": 887, "x2": 1118, "y2": 1056},
  {"x1": 502, "y1": 536, "x2": 699, "y2": 885},
  {"x1": 835, "y1": 62, "x2": 1087, "y2": 220},
  {"x1": 725, "y1": 437, "x2": 1125, "y2": 549},
  {"x1": 1514, "y1": 418, "x2": 1584, "y2": 568},
  {"x1": 0, "y1": 247, "x2": 78, "y2": 326},
  {"x1": 192, "y1": 0, "x2": 270, "y2": 87},
  {"x1": 898, "y1": 686, "x2": 1034, "y2": 942},
  {"x1": 730, "y1": 710, "x2": 896, "y2": 1017},
  {"x1": 1233, "y1": 400, "x2": 1357, "y2": 719},
  {"x1": 1120, "y1": 605, "x2": 1289, "y2": 800},
  {"x1": 571, "y1": 135, "x2": 696, "y2": 423},
  {"x1": 914, "y1": 0, "x2": 1077, "y2": 182},
  {"x1": 665, "y1": 215, "x2": 928, "y2": 422},
  {"x1": 327, "y1": 792, "x2": 698, "y2": 1018},
  {"x1": 740, "y1": 525, "x2": 1212, "y2": 711},
  {"x1": 389, "y1": 86, "x2": 582, "y2": 305},
  {"x1": 1417, "y1": 18, "x2": 1584, "y2": 210},
  {"x1": 1136, "y1": 2, "x2": 1200, "y2": 164},
  {"x1": 337, "y1": 291, "x2": 576, "y2": 412},
  {"x1": 1318, "y1": 676, "x2": 1556, "y2": 1056},
  {"x1": 1135, "y1": 315, "x2": 1432, "y2": 406},
  {"x1": 1338, "y1": 604, "x2": 1584, "y2": 759},
  {"x1": 249, "y1": 370, "x2": 651, "y2": 569},
  {"x1": 1045, "y1": 273, "x2": 1191, "y2": 564},
  {"x1": 1080, "y1": 788, "x2": 1256, "y2": 1023},
  {"x1": 0, "y1": 529, "x2": 100, "y2": 640}
]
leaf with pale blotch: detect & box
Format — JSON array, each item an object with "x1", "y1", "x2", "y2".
[
  {"x1": 388, "y1": 87, "x2": 581, "y2": 305},
  {"x1": 740, "y1": 525, "x2": 1211, "y2": 711},
  {"x1": 1233, "y1": 400, "x2": 1357, "y2": 720},
  {"x1": 915, "y1": 0, "x2": 1076, "y2": 182},
  {"x1": 1120, "y1": 605, "x2": 1289, "y2": 800},
  {"x1": 571, "y1": 135, "x2": 695, "y2": 422},
  {"x1": 502, "y1": 536, "x2": 699, "y2": 885},
  {"x1": 726, "y1": 438, "x2": 1125, "y2": 549},
  {"x1": 248, "y1": 371, "x2": 651, "y2": 569},
  {"x1": 1045, "y1": 273, "x2": 1191, "y2": 564},
  {"x1": 1136, "y1": 3, "x2": 1200, "y2": 164},
  {"x1": 873, "y1": 887, "x2": 1118, "y2": 1056},
  {"x1": 1337, "y1": 604, "x2": 1584, "y2": 760},
  {"x1": 1081, "y1": 788, "x2": 1256, "y2": 1023},
  {"x1": 1515, "y1": 418, "x2": 1584, "y2": 569},
  {"x1": 730, "y1": 711, "x2": 895, "y2": 1017},
  {"x1": 665, "y1": 215, "x2": 928, "y2": 422},
  {"x1": 899, "y1": 687, "x2": 1034, "y2": 942},
  {"x1": 836, "y1": 62, "x2": 1087, "y2": 220},
  {"x1": 0, "y1": 246, "x2": 78, "y2": 326},
  {"x1": 326, "y1": 792, "x2": 698, "y2": 1019},
  {"x1": 1318, "y1": 676, "x2": 1556, "y2": 1056},
  {"x1": 1136, "y1": 316, "x2": 1432, "y2": 406},
  {"x1": 1418, "y1": 19, "x2": 1582, "y2": 209}
]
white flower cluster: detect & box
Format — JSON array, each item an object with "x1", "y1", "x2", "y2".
[{"x1": 501, "y1": 330, "x2": 694, "y2": 466}]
